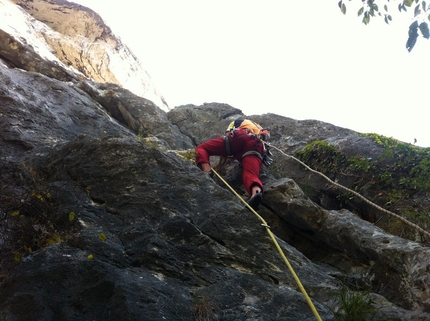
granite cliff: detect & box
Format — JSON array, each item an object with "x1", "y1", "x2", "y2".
[
  {"x1": 0, "y1": 0, "x2": 168, "y2": 111},
  {"x1": 1, "y1": 1, "x2": 429, "y2": 320}
]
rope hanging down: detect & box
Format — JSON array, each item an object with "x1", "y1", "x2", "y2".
[
  {"x1": 268, "y1": 144, "x2": 430, "y2": 241},
  {"x1": 211, "y1": 168, "x2": 323, "y2": 321}
]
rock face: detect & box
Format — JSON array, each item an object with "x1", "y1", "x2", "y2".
[
  {"x1": 1, "y1": 0, "x2": 168, "y2": 111},
  {"x1": 1, "y1": 1, "x2": 430, "y2": 321}
]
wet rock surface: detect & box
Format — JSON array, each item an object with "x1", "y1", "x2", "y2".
[{"x1": 1, "y1": 1, "x2": 430, "y2": 320}]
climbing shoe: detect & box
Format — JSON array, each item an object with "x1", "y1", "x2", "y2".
[{"x1": 248, "y1": 192, "x2": 263, "y2": 211}]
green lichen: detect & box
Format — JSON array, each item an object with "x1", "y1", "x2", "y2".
[
  {"x1": 5, "y1": 165, "x2": 81, "y2": 263},
  {"x1": 142, "y1": 137, "x2": 160, "y2": 149},
  {"x1": 136, "y1": 126, "x2": 148, "y2": 141},
  {"x1": 297, "y1": 140, "x2": 347, "y2": 175},
  {"x1": 176, "y1": 150, "x2": 196, "y2": 162},
  {"x1": 361, "y1": 133, "x2": 430, "y2": 192},
  {"x1": 297, "y1": 135, "x2": 430, "y2": 240},
  {"x1": 347, "y1": 156, "x2": 373, "y2": 172}
]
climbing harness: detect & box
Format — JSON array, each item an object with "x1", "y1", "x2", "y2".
[
  {"x1": 241, "y1": 150, "x2": 263, "y2": 161},
  {"x1": 222, "y1": 131, "x2": 272, "y2": 166},
  {"x1": 223, "y1": 135, "x2": 232, "y2": 156},
  {"x1": 211, "y1": 168, "x2": 323, "y2": 321}
]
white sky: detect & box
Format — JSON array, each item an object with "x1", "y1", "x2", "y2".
[{"x1": 72, "y1": 0, "x2": 430, "y2": 147}]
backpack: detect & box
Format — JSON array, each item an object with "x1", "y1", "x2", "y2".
[
  {"x1": 226, "y1": 119, "x2": 262, "y2": 135},
  {"x1": 226, "y1": 119, "x2": 270, "y2": 142},
  {"x1": 223, "y1": 119, "x2": 273, "y2": 167}
]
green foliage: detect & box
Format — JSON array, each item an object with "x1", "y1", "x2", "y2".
[
  {"x1": 99, "y1": 232, "x2": 107, "y2": 242},
  {"x1": 338, "y1": 0, "x2": 347, "y2": 14},
  {"x1": 2, "y1": 164, "x2": 81, "y2": 264},
  {"x1": 141, "y1": 137, "x2": 162, "y2": 149},
  {"x1": 348, "y1": 156, "x2": 373, "y2": 172},
  {"x1": 176, "y1": 150, "x2": 197, "y2": 162},
  {"x1": 338, "y1": 0, "x2": 430, "y2": 51},
  {"x1": 297, "y1": 140, "x2": 347, "y2": 175},
  {"x1": 407, "y1": 20, "x2": 420, "y2": 51},
  {"x1": 7, "y1": 190, "x2": 79, "y2": 262},
  {"x1": 299, "y1": 136, "x2": 430, "y2": 197},
  {"x1": 297, "y1": 135, "x2": 430, "y2": 239},
  {"x1": 410, "y1": 210, "x2": 430, "y2": 224},
  {"x1": 335, "y1": 286, "x2": 377, "y2": 321},
  {"x1": 136, "y1": 126, "x2": 148, "y2": 141},
  {"x1": 419, "y1": 21, "x2": 430, "y2": 38},
  {"x1": 362, "y1": 133, "x2": 430, "y2": 192}
]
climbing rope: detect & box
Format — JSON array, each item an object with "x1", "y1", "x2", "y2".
[
  {"x1": 211, "y1": 168, "x2": 323, "y2": 321},
  {"x1": 268, "y1": 144, "x2": 430, "y2": 241}
]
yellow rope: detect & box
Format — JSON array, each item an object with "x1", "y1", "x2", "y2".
[{"x1": 211, "y1": 168, "x2": 323, "y2": 321}]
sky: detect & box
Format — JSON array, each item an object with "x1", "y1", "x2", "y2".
[{"x1": 72, "y1": 0, "x2": 429, "y2": 147}]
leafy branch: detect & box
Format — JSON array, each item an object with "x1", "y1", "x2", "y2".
[{"x1": 338, "y1": 0, "x2": 430, "y2": 51}]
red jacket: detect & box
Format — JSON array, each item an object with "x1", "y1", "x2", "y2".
[{"x1": 195, "y1": 129, "x2": 264, "y2": 195}]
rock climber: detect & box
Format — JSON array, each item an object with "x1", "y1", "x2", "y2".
[{"x1": 195, "y1": 118, "x2": 272, "y2": 210}]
